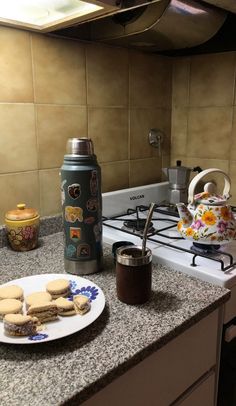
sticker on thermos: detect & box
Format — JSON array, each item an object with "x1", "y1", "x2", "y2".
[
  {"x1": 68, "y1": 183, "x2": 81, "y2": 199},
  {"x1": 65, "y1": 206, "x2": 83, "y2": 223}
]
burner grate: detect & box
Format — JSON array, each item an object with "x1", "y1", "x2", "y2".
[{"x1": 102, "y1": 205, "x2": 236, "y2": 273}]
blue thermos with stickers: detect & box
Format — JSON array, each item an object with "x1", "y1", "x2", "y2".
[{"x1": 60, "y1": 138, "x2": 103, "y2": 275}]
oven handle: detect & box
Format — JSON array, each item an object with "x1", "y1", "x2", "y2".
[{"x1": 225, "y1": 325, "x2": 236, "y2": 342}]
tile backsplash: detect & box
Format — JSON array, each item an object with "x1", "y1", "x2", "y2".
[
  {"x1": 1, "y1": 24, "x2": 236, "y2": 226},
  {"x1": 171, "y1": 52, "x2": 236, "y2": 205},
  {"x1": 0, "y1": 26, "x2": 171, "y2": 224}
]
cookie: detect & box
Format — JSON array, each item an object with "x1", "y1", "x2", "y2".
[
  {"x1": 4, "y1": 314, "x2": 39, "y2": 336},
  {"x1": 0, "y1": 285, "x2": 24, "y2": 301},
  {"x1": 73, "y1": 295, "x2": 90, "y2": 315},
  {"x1": 0, "y1": 299, "x2": 23, "y2": 319},
  {"x1": 25, "y1": 291, "x2": 52, "y2": 310},
  {"x1": 54, "y1": 297, "x2": 76, "y2": 316},
  {"x1": 46, "y1": 279, "x2": 70, "y2": 299},
  {"x1": 27, "y1": 301, "x2": 58, "y2": 323}
]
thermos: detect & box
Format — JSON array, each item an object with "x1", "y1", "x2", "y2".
[{"x1": 60, "y1": 137, "x2": 103, "y2": 275}]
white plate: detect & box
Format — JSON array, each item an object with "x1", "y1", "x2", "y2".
[{"x1": 0, "y1": 273, "x2": 105, "y2": 344}]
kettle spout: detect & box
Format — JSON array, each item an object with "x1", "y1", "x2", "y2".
[{"x1": 176, "y1": 203, "x2": 193, "y2": 228}]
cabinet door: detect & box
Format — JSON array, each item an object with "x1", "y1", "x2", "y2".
[
  {"x1": 176, "y1": 372, "x2": 215, "y2": 406},
  {"x1": 83, "y1": 310, "x2": 219, "y2": 406}
]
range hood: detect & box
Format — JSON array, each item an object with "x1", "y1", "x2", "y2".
[
  {"x1": 52, "y1": 0, "x2": 229, "y2": 52},
  {"x1": 0, "y1": 0, "x2": 234, "y2": 53}
]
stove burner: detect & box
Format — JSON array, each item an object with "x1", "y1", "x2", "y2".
[
  {"x1": 122, "y1": 219, "x2": 155, "y2": 235},
  {"x1": 154, "y1": 204, "x2": 179, "y2": 218},
  {"x1": 191, "y1": 242, "x2": 221, "y2": 254}
]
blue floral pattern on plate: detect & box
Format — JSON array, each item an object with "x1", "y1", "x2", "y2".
[
  {"x1": 69, "y1": 281, "x2": 99, "y2": 302},
  {"x1": 28, "y1": 333, "x2": 48, "y2": 341},
  {"x1": 69, "y1": 280, "x2": 78, "y2": 291},
  {"x1": 73, "y1": 286, "x2": 99, "y2": 301}
]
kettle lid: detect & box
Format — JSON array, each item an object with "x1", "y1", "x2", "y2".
[{"x1": 194, "y1": 191, "x2": 227, "y2": 205}]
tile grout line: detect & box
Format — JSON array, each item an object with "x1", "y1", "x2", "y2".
[
  {"x1": 227, "y1": 53, "x2": 236, "y2": 176},
  {"x1": 30, "y1": 32, "x2": 41, "y2": 212},
  {"x1": 84, "y1": 44, "x2": 89, "y2": 137},
  {"x1": 185, "y1": 56, "x2": 191, "y2": 161},
  {"x1": 128, "y1": 49, "x2": 131, "y2": 188}
]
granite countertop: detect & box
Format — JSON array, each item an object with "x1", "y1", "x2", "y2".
[{"x1": 0, "y1": 232, "x2": 230, "y2": 406}]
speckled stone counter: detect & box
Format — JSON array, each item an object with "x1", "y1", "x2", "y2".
[{"x1": 0, "y1": 232, "x2": 230, "y2": 406}]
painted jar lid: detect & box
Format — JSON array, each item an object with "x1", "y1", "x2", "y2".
[{"x1": 5, "y1": 204, "x2": 39, "y2": 221}]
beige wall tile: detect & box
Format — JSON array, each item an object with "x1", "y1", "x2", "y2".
[
  {"x1": 0, "y1": 104, "x2": 37, "y2": 174},
  {"x1": 230, "y1": 106, "x2": 236, "y2": 160},
  {"x1": 39, "y1": 169, "x2": 61, "y2": 217},
  {"x1": 171, "y1": 107, "x2": 188, "y2": 157},
  {"x1": 172, "y1": 57, "x2": 190, "y2": 107},
  {"x1": 88, "y1": 108, "x2": 128, "y2": 163},
  {"x1": 170, "y1": 155, "x2": 188, "y2": 167},
  {"x1": 101, "y1": 161, "x2": 129, "y2": 192},
  {"x1": 229, "y1": 161, "x2": 236, "y2": 205},
  {"x1": 130, "y1": 158, "x2": 162, "y2": 187},
  {"x1": 162, "y1": 109, "x2": 171, "y2": 157},
  {"x1": 0, "y1": 171, "x2": 39, "y2": 224},
  {"x1": 0, "y1": 27, "x2": 33, "y2": 102},
  {"x1": 86, "y1": 43, "x2": 129, "y2": 107},
  {"x1": 32, "y1": 34, "x2": 86, "y2": 105},
  {"x1": 130, "y1": 108, "x2": 170, "y2": 159},
  {"x1": 189, "y1": 53, "x2": 236, "y2": 107},
  {"x1": 37, "y1": 105, "x2": 87, "y2": 169},
  {"x1": 173, "y1": 157, "x2": 229, "y2": 174},
  {"x1": 130, "y1": 52, "x2": 172, "y2": 108},
  {"x1": 187, "y1": 107, "x2": 232, "y2": 159},
  {"x1": 161, "y1": 155, "x2": 171, "y2": 180},
  {"x1": 184, "y1": 157, "x2": 229, "y2": 187}
]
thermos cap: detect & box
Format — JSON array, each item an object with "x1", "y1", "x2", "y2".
[{"x1": 66, "y1": 138, "x2": 94, "y2": 156}]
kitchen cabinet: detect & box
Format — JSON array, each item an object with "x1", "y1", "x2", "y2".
[{"x1": 83, "y1": 309, "x2": 220, "y2": 406}]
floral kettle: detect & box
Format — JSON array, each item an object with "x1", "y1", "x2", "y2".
[{"x1": 176, "y1": 168, "x2": 236, "y2": 245}]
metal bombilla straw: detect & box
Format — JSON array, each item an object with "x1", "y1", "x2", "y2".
[{"x1": 142, "y1": 202, "x2": 156, "y2": 257}]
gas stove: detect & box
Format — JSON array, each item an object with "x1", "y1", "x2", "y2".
[{"x1": 102, "y1": 182, "x2": 236, "y2": 324}]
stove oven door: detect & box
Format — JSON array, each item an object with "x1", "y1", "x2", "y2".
[{"x1": 218, "y1": 320, "x2": 236, "y2": 405}]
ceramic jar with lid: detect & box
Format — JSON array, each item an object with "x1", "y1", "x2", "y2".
[{"x1": 5, "y1": 203, "x2": 40, "y2": 251}]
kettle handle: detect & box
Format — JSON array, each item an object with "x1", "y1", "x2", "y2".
[{"x1": 188, "y1": 168, "x2": 231, "y2": 204}]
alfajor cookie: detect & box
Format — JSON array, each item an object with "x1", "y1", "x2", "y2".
[
  {"x1": 0, "y1": 299, "x2": 23, "y2": 319},
  {"x1": 73, "y1": 295, "x2": 90, "y2": 315},
  {"x1": 0, "y1": 285, "x2": 24, "y2": 301},
  {"x1": 54, "y1": 297, "x2": 76, "y2": 316},
  {"x1": 25, "y1": 291, "x2": 52, "y2": 310},
  {"x1": 4, "y1": 314, "x2": 39, "y2": 337},
  {"x1": 46, "y1": 279, "x2": 70, "y2": 299},
  {"x1": 27, "y1": 301, "x2": 58, "y2": 323}
]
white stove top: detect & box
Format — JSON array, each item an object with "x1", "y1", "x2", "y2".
[{"x1": 102, "y1": 182, "x2": 236, "y2": 290}]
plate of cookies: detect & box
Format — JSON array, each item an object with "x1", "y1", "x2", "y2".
[{"x1": 0, "y1": 273, "x2": 105, "y2": 344}]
